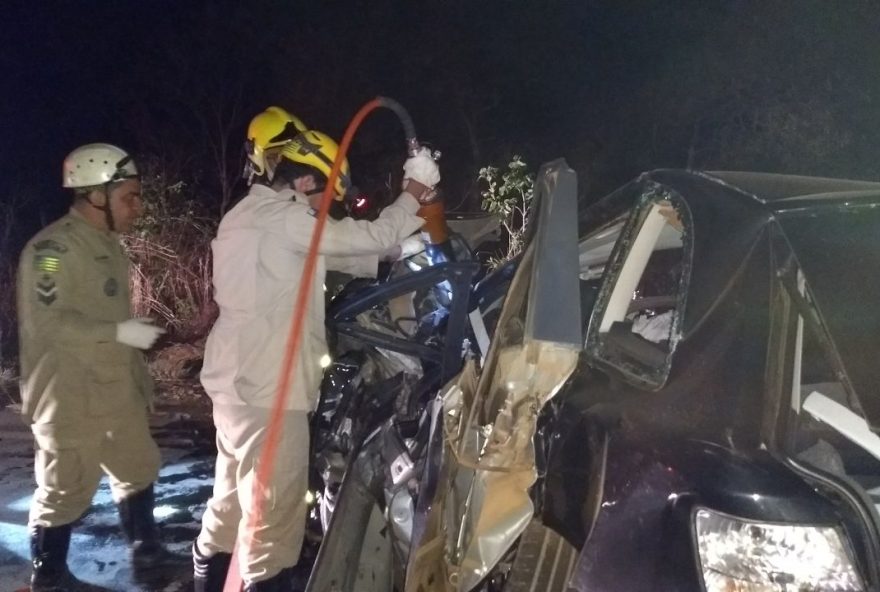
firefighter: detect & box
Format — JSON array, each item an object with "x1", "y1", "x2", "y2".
[
  {"x1": 17, "y1": 143, "x2": 180, "y2": 590},
  {"x1": 193, "y1": 120, "x2": 439, "y2": 591}
]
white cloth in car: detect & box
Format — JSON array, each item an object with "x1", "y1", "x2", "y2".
[{"x1": 631, "y1": 309, "x2": 674, "y2": 343}]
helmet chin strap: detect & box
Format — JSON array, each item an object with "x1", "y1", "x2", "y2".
[{"x1": 84, "y1": 185, "x2": 116, "y2": 232}]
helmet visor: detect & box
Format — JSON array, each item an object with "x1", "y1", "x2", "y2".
[{"x1": 265, "y1": 121, "x2": 303, "y2": 149}]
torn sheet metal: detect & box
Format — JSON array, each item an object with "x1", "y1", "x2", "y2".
[
  {"x1": 404, "y1": 159, "x2": 583, "y2": 591},
  {"x1": 404, "y1": 339, "x2": 578, "y2": 592},
  {"x1": 454, "y1": 341, "x2": 578, "y2": 591},
  {"x1": 405, "y1": 361, "x2": 479, "y2": 592}
]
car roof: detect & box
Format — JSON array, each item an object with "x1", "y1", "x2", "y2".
[
  {"x1": 630, "y1": 170, "x2": 880, "y2": 427},
  {"x1": 699, "y1": 171, "x2": 880, "y2": 207}
]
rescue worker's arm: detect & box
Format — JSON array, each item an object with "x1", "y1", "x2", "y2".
[
  {"x1": 323, "y1": 218, "x2": 381, "y2": 278},
  {"x1": 324, "y1": 232, "x2": 425, "y2": 277},
  {"x1": 282, "y1": 191, "x2": 425, "y2": 257},
  {"x1": 324, "y1": 253, "x2": 380, "y2": 278},
  {"x1": 19, "y1": 244, "x2": 117, "y2": 345}
]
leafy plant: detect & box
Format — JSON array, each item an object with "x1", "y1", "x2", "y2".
[{"x1": 478, "y1": 155, "x2": 535, "y2": 268}]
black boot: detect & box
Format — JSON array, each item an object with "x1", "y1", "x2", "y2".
[
  {"x1": 193, "y1": 540, "x2": 232, "y2": 592},
  {"x1": 116, "y1": 484, "x2": 188, "y2": 579},
  {"x1": 243, "y1": 567, "x2": 295, "y2": 591},
  {"x1": 30, "y1": 524, "x2": 95, "y2": 592}
]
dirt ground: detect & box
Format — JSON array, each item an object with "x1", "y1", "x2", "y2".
[{"x1": 0, "y1": 345, "x2": 217, "y2": 591}]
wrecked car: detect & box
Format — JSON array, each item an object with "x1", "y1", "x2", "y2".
[
  {"x1": 310, "y1": 165, "x2": 880, "y2": 592},
  {"x1": 305, "y1": 159, "x2": 576, "y2": 592},
  {"x1": 539, "y1": 170, "x2": 880, "y2": 592},
  {"x1": 307, "y1": 208, "x2": 512, "y2": 533}
]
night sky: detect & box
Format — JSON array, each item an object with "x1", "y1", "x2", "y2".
[{"x1": 3, "y1": 1, "x2": 880, "y2": 247}]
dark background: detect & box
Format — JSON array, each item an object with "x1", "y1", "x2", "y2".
[{"x1": 2, "y1": 0, "x2": 880, "y2": 252}]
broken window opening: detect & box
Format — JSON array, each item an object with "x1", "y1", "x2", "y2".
[
  {"x1": 788, "y1": 279, "x2": 880, "y2": 520},
  {"x1": 586, "y1": 192, "x2": 691, "y2": 389}
]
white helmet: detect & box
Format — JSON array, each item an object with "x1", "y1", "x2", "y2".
[{"x1": 62, "y1": 143, "x2": 139, "y2": 188}]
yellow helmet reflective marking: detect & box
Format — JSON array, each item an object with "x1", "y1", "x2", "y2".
[{"x1": 281, "y1": 130, "x2": 351, "y2": 198}]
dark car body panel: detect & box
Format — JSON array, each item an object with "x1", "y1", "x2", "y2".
[
  {"x1": 560, "y1": 435, "x2": 839, "y2": 592},
  {"x1": 539, "y1": 170, "x2": 880, "y2": 591}
]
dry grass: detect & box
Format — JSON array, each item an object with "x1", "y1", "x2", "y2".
[
  {"x1": 127, "y1": 155, "x2": 219, "y2": 344},
  {"x1": 127, "y1": 223, "x2": 217, "y2": 343}
]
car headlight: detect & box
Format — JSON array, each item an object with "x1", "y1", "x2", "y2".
[{"x1": 694, "y1": 507, "x2": 865, "y2": 591}]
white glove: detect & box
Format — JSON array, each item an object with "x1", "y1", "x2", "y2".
[
  {"x1": 402, "y1": 147, "x2": 440, "y2": 188},
  {"x1": 381, "y1": 235, "x2": 426, "y2": 262},
  {"x1": 116, "y1": 318, "x2": 165, "y2": 350},
  {"x1": 398, "y1": 235, "x2": 425, "y2": 259}
]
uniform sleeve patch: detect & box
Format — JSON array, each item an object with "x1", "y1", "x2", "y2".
[
  {"x1": 307, "y1": 207, "x2": 318, "y2": 218},
  {"x1": 36, "y1": 276, "x2": 57, "y2": 306},
  {"x1": 33, "y1": 255, "x2": 61, "y2": 274},
  {"x1": 33, "y1": 239, "x2": 68, "y2": 253}
]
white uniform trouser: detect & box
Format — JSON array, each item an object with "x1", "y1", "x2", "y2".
[
  {"x1": 197, "y1": 403, "x2": 309, "y2": 584},
  {"x1": 29, "y1": 404, "x2": 161, "y2": 527}
]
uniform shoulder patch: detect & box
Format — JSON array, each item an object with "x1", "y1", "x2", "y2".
[
  {"x1": 33, "y1": 254, "x2": 61, "y2": 274},
  {"x1": 33, "y1": 239, "x2": 68, "y2": 253}
]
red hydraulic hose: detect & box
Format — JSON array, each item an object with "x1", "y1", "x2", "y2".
[{"x1": 223, "y1": 98, "x2": 384, "y2": 591}]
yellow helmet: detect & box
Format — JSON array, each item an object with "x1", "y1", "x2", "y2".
[
  {"x1": 245, "y1": 106, "x2": 307, "y2": 182},
  {"x1": 280, "y1": 130, "x2": 352, "y2": 198}
]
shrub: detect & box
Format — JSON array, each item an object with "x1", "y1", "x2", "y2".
[{"x1": 478, "y1": 155, "x2": 535, "y2": 268}]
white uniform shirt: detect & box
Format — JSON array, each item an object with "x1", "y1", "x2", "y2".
[{"x1": 201, "y1": 184, "x2": 424, "y2": 410}]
